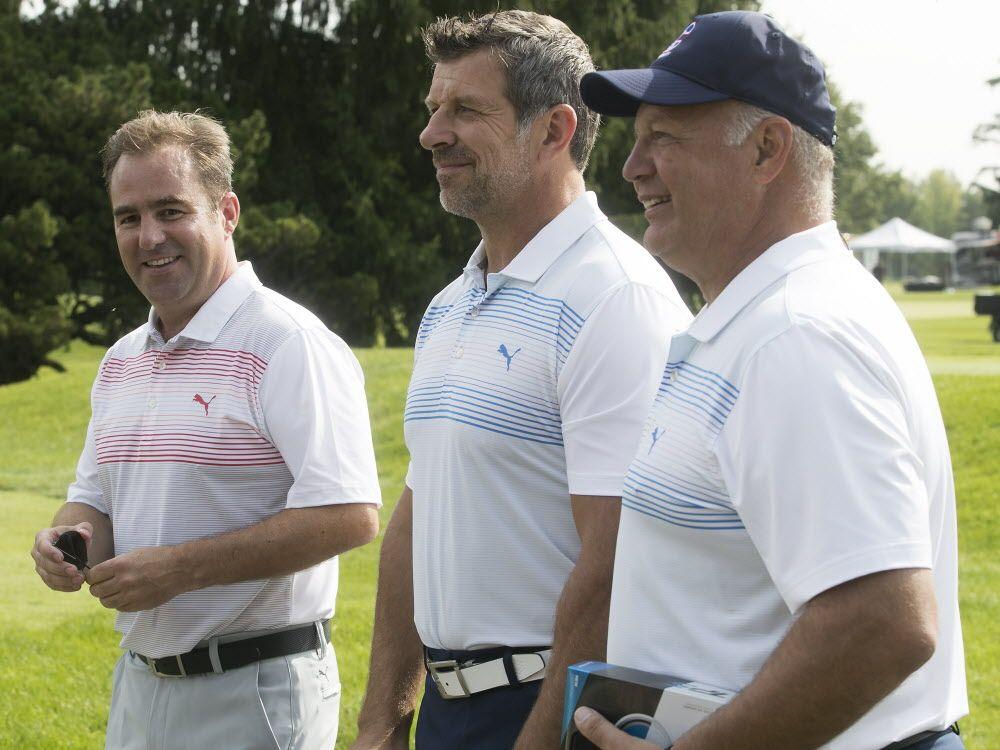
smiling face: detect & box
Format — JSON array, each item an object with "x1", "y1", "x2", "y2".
[
  {"x1": 419, "y1": 48, "x2": 534, "y2": 221},
  {"x1": 623, "y1": 102, "x2": 757, "y2": 280},
  {"x1": 109, "y1": 146, "x2": 239, "y2": 335}
]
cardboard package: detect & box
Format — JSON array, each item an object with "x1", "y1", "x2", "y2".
[{"x1": 561, "y1": 661, "x2": 735, "y2": 749}]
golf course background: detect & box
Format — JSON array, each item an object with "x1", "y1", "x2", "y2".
[{"x1": 1, "y1": 285, "x2": 997, "y2": 749}]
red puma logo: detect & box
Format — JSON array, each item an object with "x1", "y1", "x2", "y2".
[{"x1": 193, "y1": 393, "x2": 216, "y2": 415}]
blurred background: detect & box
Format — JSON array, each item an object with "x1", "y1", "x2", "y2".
[{"x1": 2, "y1": 0, "x2": 997, "y2": 385}]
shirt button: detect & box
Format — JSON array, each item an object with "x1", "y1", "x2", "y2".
[
  {"x1": 147, "y1": 398, "x2": 157, "y2": 409},
  {"x1": 669, "y1": 370, "x2": 679, "y2": 383},
  {"x1": 469, "y1": 307, "x2": 479, "y2": 318},
  {"x1": 155, "y1": 360, "x2": 166, "y2": 370},
  {"x1": 454, "y1": 346, "x2": 464, "y2": 359}
]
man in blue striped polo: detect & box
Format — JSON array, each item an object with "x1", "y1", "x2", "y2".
[
  {"x1": 574, "y1": 10, "x2": 966, "y2": 750},
  {"x1": 352, "y1": 10, "x2": 691, "y2": 750},
  {"x1": 31, "y1": 110, "x2": 383, "y2": 749}
]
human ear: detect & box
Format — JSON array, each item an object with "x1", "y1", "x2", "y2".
[
  {"x1": 538, "y1": 103, "x2": 578, "y2": 160},
  {"x1": 752, "y1": 117, "x2": 794, "y2": 184},
  {"x1": 220, "y1": 192, "x2": 240, "y2": 236}
]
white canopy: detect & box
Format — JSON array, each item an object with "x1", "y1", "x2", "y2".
[{"x1": 848, "y1": 217, "x2": 956, "y2": 254}]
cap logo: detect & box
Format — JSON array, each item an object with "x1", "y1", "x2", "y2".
[{"x1": 658, "y1": 21, "x2": 696, "y2": 58}]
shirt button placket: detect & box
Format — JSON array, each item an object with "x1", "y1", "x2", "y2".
[{"x1": 148, "y1": 347, "x2": 164, "y2": 409}]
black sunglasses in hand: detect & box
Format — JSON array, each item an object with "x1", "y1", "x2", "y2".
[{"x1": 54, "y1": 530, "x2": 90, "y2": 571}]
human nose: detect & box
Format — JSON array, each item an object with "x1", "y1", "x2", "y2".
[
  {"x1": 622, "y1": 139, "x2": 653, "y2": 185},
  {"x1": 419, "y1": 109, "x2": 456, "y2": 151},
  {"x1": 138, "y1": 217, "x2": 166, "y2": 252}
]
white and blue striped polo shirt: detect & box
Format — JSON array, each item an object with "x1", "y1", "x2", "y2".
[
  {"x1": 608, "y1": 222, "x2": 966, "y2": 748},
  {"x1": 68, "y1": 262, "x2": 381, "y2": 658},
  {"x1": 404, "y1": 192, "x2": 691, "y2": 650}
]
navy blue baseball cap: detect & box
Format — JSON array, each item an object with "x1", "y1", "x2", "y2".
[{"x1": 580, "y1": 11, "x2": 836, "y2": 145}]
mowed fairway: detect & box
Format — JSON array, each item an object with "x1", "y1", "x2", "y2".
[{"x1": 2, "y1": 286, "x2": 998, "y2": 748}]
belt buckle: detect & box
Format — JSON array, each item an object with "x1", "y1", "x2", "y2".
[
  {"x1": 426, "y1": 658, "x2": 470, "y2": 699},
  {"x1": 149, "y1": 654, "x2": 186, "y2": 677}
]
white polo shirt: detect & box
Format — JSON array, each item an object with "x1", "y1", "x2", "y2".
[
  {"x1": 404, "y1": 192, "x2": 692, "y2": 650},
  {"x1": 68, "y1": 262, "x2": 382, "y2": 658},
  {"x1": 608, "y1": 222, "x2": 967, "y2": 748}
]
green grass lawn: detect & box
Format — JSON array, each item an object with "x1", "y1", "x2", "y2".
[{"x1": 1, "y1": 286, "x2": 998, "y2": 748}]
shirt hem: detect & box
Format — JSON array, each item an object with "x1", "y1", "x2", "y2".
[
  {"x1": 285, "y1": 491, "x2": 382, "y2": 509},
  {"x1": 566, "y1": 473, "x2": 627, "y2": 497},
  {"x1": 782, "y1": 541, "x2": 932, "y2": 613}
]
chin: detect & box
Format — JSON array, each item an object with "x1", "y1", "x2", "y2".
[
  {"x1": 643, "y1": 227, "x2": 673, "y2": 259},
  {"x1": 438, "y1": 191, "x2": 479, "y2": 220}
]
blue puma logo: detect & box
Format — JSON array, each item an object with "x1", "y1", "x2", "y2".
[
  {"x1": 648, "y1": 426, "x2": 663, "y2": 454},
  {"x1": 498, "y1": 344, "x2": 522, "y2": 372}
]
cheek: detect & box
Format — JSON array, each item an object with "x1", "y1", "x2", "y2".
[{"x1": 115, "y1": 233, "x2": 136, "y2": 261}]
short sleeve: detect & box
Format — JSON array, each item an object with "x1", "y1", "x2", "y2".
[
  {"x1": 67, "y1": 357, "x2": 110, "y2": 514},
  {"x1": 259, "y1": 328, "x2": 382, "y2": 509},
  {"x1": 66, "y1": 415, "x2": 107, "y2": 514},
  {"x1": 716, "y1": 323, "x2": 932, "y2": 613},
  {"x1": 558, "y1": 284, "x2": 690, "y2": 496}
]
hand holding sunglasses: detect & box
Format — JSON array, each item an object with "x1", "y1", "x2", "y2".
[{"x1": 53, "y1": 529, "x2": 90, "y2": 571}]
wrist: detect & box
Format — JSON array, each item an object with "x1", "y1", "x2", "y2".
[
  {"x1": 167, "y1": 542, "x2": 204, "y2": 593},
  {"x1": 357, "y1": 709, "x2": 412, "y2": 739}
]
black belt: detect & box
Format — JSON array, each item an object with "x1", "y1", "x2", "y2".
[
  {"x1": 135, "y1": 620, "x2": 329, "y2": 677},
  {"x1": 882, "y1": 723, "x2": 960, "y2": 750}
]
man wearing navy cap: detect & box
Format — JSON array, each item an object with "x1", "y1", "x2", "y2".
[{"x1": 573, "y1": 11, "x2": 966, "y2": 750}]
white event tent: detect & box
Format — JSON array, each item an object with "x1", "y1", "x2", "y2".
[{"x1": 848, "y1": 217, "x2": 957, "y2": 281}]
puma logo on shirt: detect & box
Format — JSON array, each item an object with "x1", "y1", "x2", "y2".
[
  {"x1": 193, "y1": 393, "x2": 216, "y2": 415},
  {"x1": 498, "y1": 344, "x2": 522, "y2": 372}
]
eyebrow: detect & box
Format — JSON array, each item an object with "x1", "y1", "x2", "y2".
[
  {"x1": 112, "y1": 196, "x2": 191, "y2": 217},
  {"x1": 424, "y1": 93, "x2": 490, "y2": 111}
]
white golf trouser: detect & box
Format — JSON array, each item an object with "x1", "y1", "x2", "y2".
[{"x1": 105, "y1": 644, "x2": 340, "y2": 750}]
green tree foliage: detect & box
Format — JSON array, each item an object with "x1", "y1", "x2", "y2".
[
  {"x1": 2, "y1": 7, "x2": 156, "y2": 354},
  {"x1": 828, "y1": 87, "x2": 979, "y2": 239},
  {"x1": 827, "y1": 84, "x2": 928, "y2": 236},
  {"x1": 4, "y1": 0, "x2": 755, "y2": 358},
  {"x1": 0, "y1": 202, "x2": 72, "y2": 384},
  {"x1": 910, "y1": 169, "x2": 965, "y2": 238},
  {"x1": 18, "y1": 0, "x2": 953, "y2": 381},
  {"x1": 972, "y1": 73, "x2": 1000, "y2": 228}
]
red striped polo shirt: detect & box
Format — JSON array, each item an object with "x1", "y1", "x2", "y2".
[{"x1": 68, "y1": 262, "x2": 381, "y2": 658}]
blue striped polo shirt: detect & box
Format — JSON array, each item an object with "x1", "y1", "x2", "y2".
[{"x1": 404, "y1": 192, "x2": 691, "y2": 650}]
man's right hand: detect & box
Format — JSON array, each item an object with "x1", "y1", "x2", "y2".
[
  {"x1": 31, "y1": 522, "x2": 93, "y2": 592},
  {"x1": 352, "y1": 486, "x2": 423, "y2": 750}
]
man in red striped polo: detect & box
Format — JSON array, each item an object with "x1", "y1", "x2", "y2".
[{"x1": 30, "y1": 110, "x2": 381, "y2": 749}]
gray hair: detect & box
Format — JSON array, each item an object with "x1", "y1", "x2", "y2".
[
  {"x1": 722, "y1": 102, "x2": 834, "y2": 220},
  {"x1": 422, "y1": 10, "x2": 600, "y2": 172}
]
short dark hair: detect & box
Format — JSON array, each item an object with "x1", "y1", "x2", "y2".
[{"x1": 422, "y1": 10, "x2": 600, "y2": 172}]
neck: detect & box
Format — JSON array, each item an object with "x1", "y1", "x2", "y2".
[
  {"x1": 155, "y1": 257, "x2": 238, "y2": 341},
  {"x1": 156, "y1": 311, "x2": 190, "y2": 342},
  {"x1": 697, "y1": 206, "x2": 827, "y2": 304},
  {"x1": 479, "y1": 171, "x2": 584, "y2": 276}
]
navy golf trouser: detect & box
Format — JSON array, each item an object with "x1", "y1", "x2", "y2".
[{"x1": 415, "y1": 647, "x2": 543, "y2": 750}]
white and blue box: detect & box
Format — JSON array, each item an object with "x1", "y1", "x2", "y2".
[{"x1": 561, "y1": 661, "x2": 736, "y2": 749}]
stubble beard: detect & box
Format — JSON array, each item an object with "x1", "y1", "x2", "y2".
[{"x1": 437, "y1": 141, "x2": 532, "y2": 223}]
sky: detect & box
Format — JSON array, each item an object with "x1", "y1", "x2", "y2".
[{"x1": 761, "y1": 0, "x2": 999, "y2": 188}]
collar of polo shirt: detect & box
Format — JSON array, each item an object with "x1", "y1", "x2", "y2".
[
  {"x1": 462, "y1": 192, "x2": 605, "y2": 289},
  {"x1": 145, "y1": 261, "x2": 261, "y2": 344},
  {"x1": 686, "y1": 221, "x2": 846, "y2": 343}
]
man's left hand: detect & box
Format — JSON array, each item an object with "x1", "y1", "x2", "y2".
[
  {"x1": 572, "y1": 708, "x2": 660, "y2": 749},
  {"x1": 87, "y1": 547, "x2": 186, "y2": 612}
]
